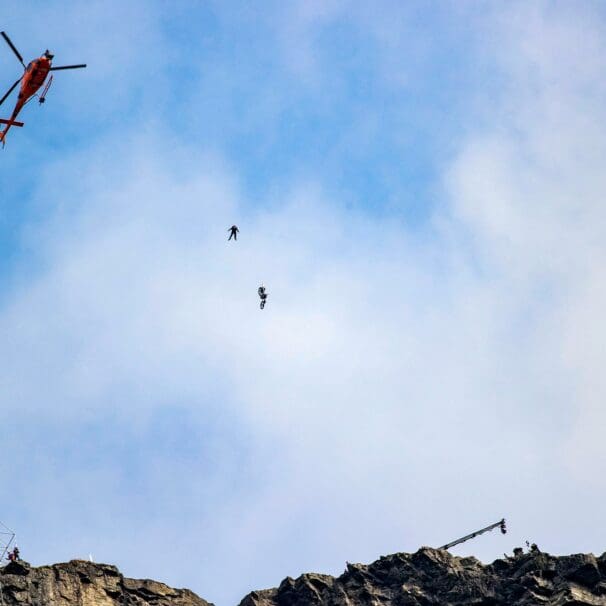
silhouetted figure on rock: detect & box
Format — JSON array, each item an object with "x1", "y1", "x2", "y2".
[{"x1": 7, "y1": 546, "x2": 20, "y2": 561}]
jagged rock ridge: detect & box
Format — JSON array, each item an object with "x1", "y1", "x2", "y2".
[
  {"x1": 4, "y1": 547, "x2": 606, "y2": 605},
  {"x1": 240, "y1": 547, "x2": 606, "y2": 606},
  {"x1": 0, "y1": 559, "x2": 213, "y2": 606}
]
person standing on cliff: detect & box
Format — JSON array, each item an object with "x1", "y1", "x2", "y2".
[
  {"x1": 228, "y1": 225, "x2": 239, "y2": 241},
  {"x1": 7, "y1": 546, "x2": 19, "y2": 561}
]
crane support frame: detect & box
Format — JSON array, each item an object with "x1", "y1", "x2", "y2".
[{"x1": 0, "y1": 521, "x2": 15, "y2": 566}]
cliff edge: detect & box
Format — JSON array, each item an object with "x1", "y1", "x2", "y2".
[
  {"x1": 0, "y1": 559, "x2": 212, "y2": 606},
  {"x1": 240, "y1": 546, "x2": 606, "y2": 606},
  {"x1": 4, "y1": 546, "x2": 606, "y2": 606}
]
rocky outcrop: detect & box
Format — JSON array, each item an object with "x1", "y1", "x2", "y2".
[
  {"x1": 0, "y1": 559, "x2": 212, "y2": 606},
  {"x1": 4, "y1": 547, "x2": 606, "y2": 606},
  {"x1": 240, "y1": 547, "x2": 606, "y2": 606}
]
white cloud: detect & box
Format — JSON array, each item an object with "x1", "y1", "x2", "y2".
[
  {"x1": 1, "y1": 2, "x2": 606, "y2": 606},
  {"x1": 444, "y1": 1, "x2": 606, "y2": 484}
]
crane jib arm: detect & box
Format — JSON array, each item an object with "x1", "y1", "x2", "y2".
[{"x1": 440, "y1": 518, "x2": 506, "y2": 550}]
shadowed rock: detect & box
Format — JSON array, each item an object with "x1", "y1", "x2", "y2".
[
  {"x1": 3, "y1": 547, "x2": 606, "y2": 606},
  {"x1": 240, "y1": 547, "x2": 606, "y2": 606},
  {"x1": 0, "y1": 559, "x2": 212, "y2": 606}
]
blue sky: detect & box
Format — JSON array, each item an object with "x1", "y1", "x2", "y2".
[{"x1": 2, "y1": 2, "x2": 606, "y2": 605}]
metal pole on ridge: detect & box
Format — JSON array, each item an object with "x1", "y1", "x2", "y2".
[{"x1": 440, "y1": 518, "x2": 506, "y2": 550}]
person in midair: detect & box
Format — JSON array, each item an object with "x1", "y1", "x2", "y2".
[
  {"x1": 258, "y1": 284, "x2": 268, "y2": 309},
  {"x1": 228, "y1": 225, "x2": 239, "y2": 241}
]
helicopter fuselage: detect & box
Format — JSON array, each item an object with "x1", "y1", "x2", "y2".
[
  {"x1": 0, "y1": 55, "x2": 52, "y2": 142},
  {"x1": 20, "y1": 56, "x2": 52, "y2": 99}
]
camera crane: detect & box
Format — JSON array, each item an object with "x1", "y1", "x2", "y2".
[{"x1": 440, "y1": 518, "x2": 506, "y2": 551}]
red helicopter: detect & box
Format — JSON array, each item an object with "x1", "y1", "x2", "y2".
[{"x1": 0, "y1": 31, "x2": 86, "y2": 145}]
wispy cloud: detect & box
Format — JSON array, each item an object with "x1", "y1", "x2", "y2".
[{"x1": 1, "y1": 2, "x2": 606, "y2": 606}]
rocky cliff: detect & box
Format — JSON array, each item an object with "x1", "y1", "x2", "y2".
[
  {"x1": 240, "y1": 547, "x2": 606, "y2": 606},
  {"x1": 0, "y1": 559, "x2": 212, "y2": 606},
  {"x1": 3, "y1": 547, "x2": 606, "y2": 606}
]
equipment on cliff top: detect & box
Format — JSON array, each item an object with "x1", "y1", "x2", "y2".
[
  {"x1": 440, "y1": 518, "x2": 506, "y2": 551},
  {"x1": 0, "y1": 521, "x2": 15, "y2": 565}
]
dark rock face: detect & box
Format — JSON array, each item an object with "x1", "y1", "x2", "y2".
[
  {"x1": 3, "y1": 547, "x2": 606, "y2": 606},
  {"x1": 240, "y1": 547, "x2": 606, "y2": 606},
  {"x1": 0, "y1": 559, "x2": 212, "y2": 606}
]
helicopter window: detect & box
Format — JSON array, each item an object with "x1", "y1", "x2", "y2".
[{"x1": 26, "y1": 62, "x2": 33, "y2": 71}]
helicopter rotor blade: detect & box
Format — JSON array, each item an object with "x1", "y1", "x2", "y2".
[
  {"x1": 49, "y1": 64, "x2": 87, "y2": 71},
  {"x1": 0, "y1": 78, "x2": 22, "y2": 107},
  {"x1": 1, "y1": 32, "x2": 26, "y2": 69}
]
